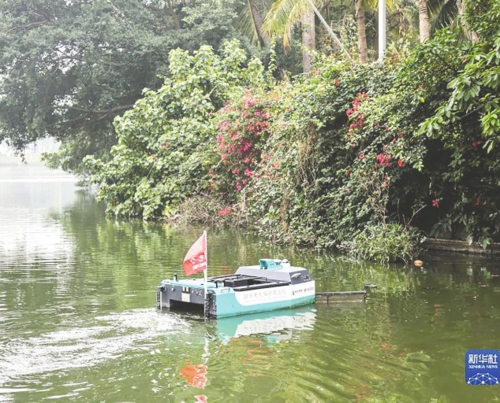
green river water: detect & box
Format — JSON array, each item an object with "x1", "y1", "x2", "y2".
[{"x1": 0, "y1": 156, "x2": 499, "y2": 403}]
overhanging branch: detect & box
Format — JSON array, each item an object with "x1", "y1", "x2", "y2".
[{"x1": 55, "y1": 104, "x2": 134, "y2": 115}]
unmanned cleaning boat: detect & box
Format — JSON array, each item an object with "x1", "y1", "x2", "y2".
[
  {"x1": 156, "y1": 231, "x2": 367, "y2": 318},
  {"x1": 157, "y1": 258, "x2": 316, "y2": 318}
]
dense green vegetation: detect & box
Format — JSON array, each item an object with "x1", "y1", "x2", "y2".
[
  {"x1": 1, "y1": 0, "x2": 499, "y2": 261},
  {"x1": 0, "y1": 0, "x2": 244, "y2": 173}
]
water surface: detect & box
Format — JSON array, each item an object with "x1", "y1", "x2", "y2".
[{"x1": 1, "y1": 156, "x2": 499, "y2": 402}]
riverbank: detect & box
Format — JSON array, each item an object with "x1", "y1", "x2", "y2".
[{"x1": 423, "y1": 238, "x2": 500, "y2": 256}]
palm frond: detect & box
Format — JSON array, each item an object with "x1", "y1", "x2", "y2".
[
  {"x1": 264, "y1": 0, "x2": 329, "y2": 50},
  {"x1": 426, "y1": 0, "x2": 446, "y2": 16},
  {"x1": 237, "y1": 2, "x2": 261, "y2": 45},
  {"x1": 362, "y1": 0, "x2": 398, "y2": 13},
  {"x1": 430, "y1": 0, "x2": 458, "y2": 32}
]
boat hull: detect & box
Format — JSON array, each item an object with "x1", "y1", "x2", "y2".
[
  {"x1": 157, "y1": 260, "x2": 315, "y2": 318},
  {"x1": 208, "y1": 282, "x2": 315, "y2": 318},
  {"x1": 157, "y1": 279, "x2": 315, "y2": 318}
]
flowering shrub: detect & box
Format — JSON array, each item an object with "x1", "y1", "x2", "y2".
[
  {"x1": 85, "y1": 41, "x2": 267, "y2": 219},
  {"x1": 239, "y1": 62, "x2": 406, "y2": 251},
  {"x1": 210, "y1": 91, "x2": 272, "y2": 203}
]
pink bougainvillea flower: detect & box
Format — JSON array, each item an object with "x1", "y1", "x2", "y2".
[
  {"x1": 475, "y1": 199, "x2": 481, "y2": 206},
  {"x1": 217, "y1": 207, "x2": 232, "y2": 216},
  {"x1": 397, "y1": 159, "x2": 404, "y2": 167},
  {"x1": 432, "y1": 199, "x2": 439, "y2": 208},
  {"x1": 236, "y1": 182, "x2": 242, "y2": 191},
  {"x1": 376, "y1": 154, "x2": 390, "y2": 167},
  {"x1": 359, "y1": 153, "x2": 365, "y2": 159}
]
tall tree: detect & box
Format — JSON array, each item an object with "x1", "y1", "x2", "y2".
[
  {"x1": 260, "y1": 0, "x2": 405, "y2": 67},
  {"x1": 301, "y1": 7, "x2": 316, "y2": 71},
  {"x1": 418, "y1": 0, "x2": 430, "y2": 42},
  {"x1": 356, "y1": 0, "x2": 397, "y2": 64},
  {"x1": 213, "y1": 0, "x2": 271, "y2": 46},
  {"x1": 421, "y1": 0, "x2": 479, "y2": 42},
  {"x1": 355, "y1": 0, "x2": 368, "y2": 63},
  {"x1": 262, "y1": 0, "x2": 317, "y2": 72},
  {"x1": 244, "y1": 0, "x2": 271, "y2": 46},
  {"x1": 0, "y1": 0, "x2": 239, "y2": 173},
  {"x1": 455, "y1": 0, "x2": 478, "y2": 42},
  {"x1": 262, "y1": 0, "x2": 353, "y2": 70}
]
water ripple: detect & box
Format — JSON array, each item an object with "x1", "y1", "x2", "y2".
[{"x1": 0, "y1": 309, "x2": 190, "y2": 387}]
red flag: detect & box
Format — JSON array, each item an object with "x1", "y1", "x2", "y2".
[{"x1": 183, "y1": 232, "x2": 207, "y2": 276}]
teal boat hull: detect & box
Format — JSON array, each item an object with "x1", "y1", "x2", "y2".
[
  {"x1": 209, "y1": 285, "x2": 315, "y2": 318},
  {"x1": 157, "y1": 260, "x2": 316, "y2": 318}
]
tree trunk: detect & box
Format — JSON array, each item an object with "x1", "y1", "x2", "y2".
[
  {"x1": 418, "y1": 0, "x2": 430, "y2": 42},
  {"x1": 456, "y1": 0, "x2": 479, "y2": 42},
  {"x1": 355, "y1": 0, "x2": 368, "y2": 64},
  {"x1": 166, "y1": 0, "x2": 181, "y2": 30},
  {"x1": 248, "y1": 0, "x2": 270, "y2": 46},
  {"x1": 301, "y1": 8, "x2": 315, "y2": 73}
]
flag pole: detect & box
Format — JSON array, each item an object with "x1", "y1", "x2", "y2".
[{"x1": 203, "y1": 230, "x2": 208, "y2": 316}]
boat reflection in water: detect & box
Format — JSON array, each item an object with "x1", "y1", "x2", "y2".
[
  {"x1": 177, "y1": 305, "x2": 343, "y2": 401},
  {"x1": 177, "y1": 306, "x2": 316, "y2": 397},
  {"x1": 213, "y1": 305, "x2": 317, "y2": 344}
]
